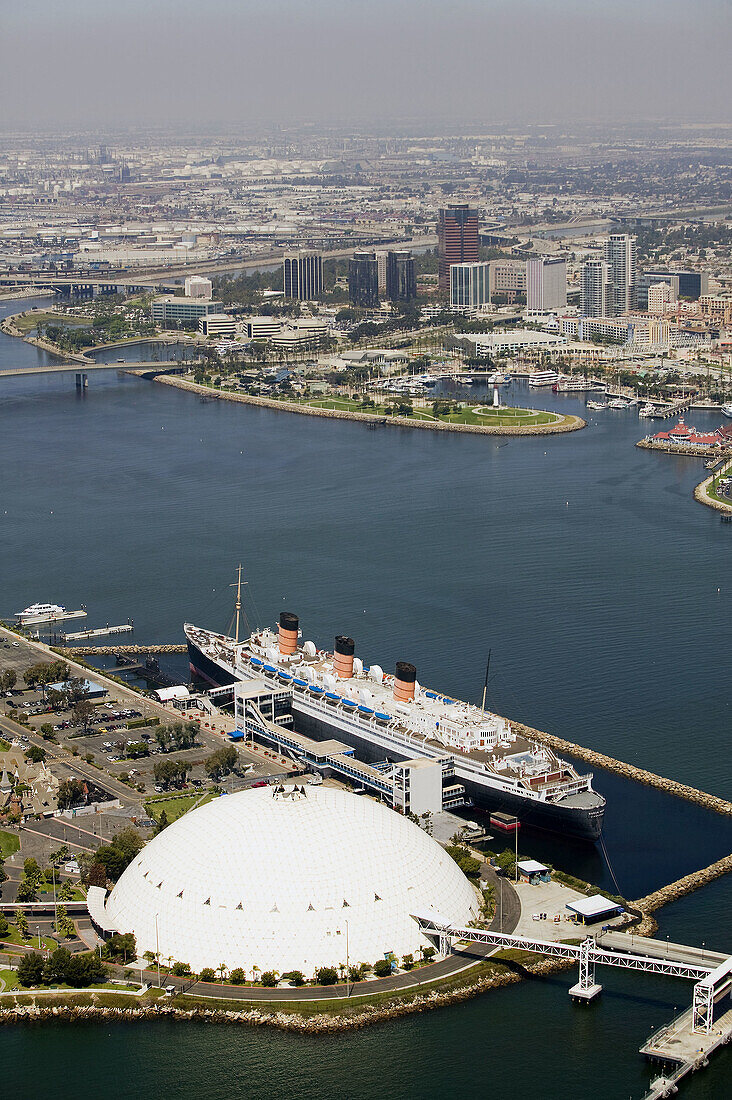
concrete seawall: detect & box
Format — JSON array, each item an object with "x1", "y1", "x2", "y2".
[
  {"x1": 155, "y1": 374, "x2": 586, "y2": 437},
  {"x1": 511, "y1": 721, "x2": 732, "y2": 820}
]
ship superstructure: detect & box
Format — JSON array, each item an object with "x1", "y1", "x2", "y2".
[{"x1": 185, "y1": 612, "x2": 605, "y2": 840}]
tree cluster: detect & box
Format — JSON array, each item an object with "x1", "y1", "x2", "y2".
[
  {"x1": 153, "y1": 758, "x2": 190, "y2": 790},
  {"x1": 154, "y1": 722, "x2": 198, "y2": 754},
  {"x1": 17, "y1": 948, "x2": 107, "y2": 989},
  {"x1": 204, "y1": 745, "x2": 238, "y2": 781},
  {"x1": 82, "y1": 827, "x2": 144, "y2": 886},
  {"x1": 57, "y1": 778, "x2": 87, "y2": 810},
  {"x1": 102, "y1": 932, "x2": 137, "y2": 963},
  {"x1": 445, "y1": 844, "x2": 482, "y2": 878}
]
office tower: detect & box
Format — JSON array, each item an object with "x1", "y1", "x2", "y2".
[
  {"x1": 581, "y1": 259, "x2": 612, "y2": 318},
  {"x1": 526, "y1": 257, "x2": 567, "y2": 312},
  {"x1": 375, "y1": 251, "x2": 389, "y2": 294},
  {"x1": 386, "y1": 251, "x2": 417, "y2": 302},
  {"x1": 438, "y1": 203, "x2": 479, "y2": 292},
  {"x1": 348, "y1": 251, "x2": 379, "y2": 307},
  {"x1": 450, "y1": 261, "x2": 491, "y2": 310},
  {"x1": 640, "y1": 269, "x2": 708, "y2": 305},
  {"x1": 603, "y1": 234, "x2": 637, "y2": 316},
  {"x1": 283, "y1": 251, "x2": 323, "y2": 300},
  {"x1": 488, "y1": 259, "x2": 527, "y2": 303},
  {"x1": 184, "y1": 275, "x2": 213, "y2": 299}
]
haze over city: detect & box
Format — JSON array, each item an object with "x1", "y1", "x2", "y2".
[{"x1": 2, "y1": 0, "x2": 731, "y2": 130}]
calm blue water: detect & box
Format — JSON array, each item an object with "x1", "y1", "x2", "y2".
[{"x1": 1, "y1": 300, "x2": 730, "y2": 1097}]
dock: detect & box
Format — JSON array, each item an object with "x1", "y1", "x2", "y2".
[
  {"x1": 16, "y1": 609, "x2": 86, "y2": 626},
  {"x1": 63, "y1": 623, "x2": 133, "y2": 641},
  {"x1": 647, "y1": 395, "x2": 694, "y2": 420},
  {"x1": 641, "y1": 1005, "x2": 732, "y2": 1098}
]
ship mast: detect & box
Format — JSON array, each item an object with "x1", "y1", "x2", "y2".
[
  {"x1": 481, "y1": 650, "x2": 491, "y2": 714},
  {"x1": 234, "y1": 564, "x2": 242, "y2": 644}
]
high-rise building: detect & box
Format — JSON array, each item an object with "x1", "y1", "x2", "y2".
[
  {"x1": 488, "y1": 259, "x2": 526, "y2": 303},
  {"x1": 526, "y1": 258, "x2": 567, "y2": 312},
  {"x1": 603, "y1": 234, "x2": 637, "y2": 316},
  {"x1": 283, "y1": 251, "x2": 323, "y2": 300},
  {"x1": 374, "y1": 251, "x2": 389, "y2": 294},
  {"x1": 450, "y1": 262, "x2": 490, "y2": 310},
  {"x1": 581, "y1": 259, "x2": 612, "y2": 318},
  {"x1": 647, "y1": 282, "x2": 677, "y2": 314},
  {"x1": 438, "y1": 204, "x2": 479, "y2": 292},
  {"x1": 639, "y1": 269, "x2": 708, "y2": 305},
  {"x1": 386, "y1": 251, "x2": 417, "y2": 302},
  {"x1": 348, "y1": 251, "x2": 379, "y2": 307}
]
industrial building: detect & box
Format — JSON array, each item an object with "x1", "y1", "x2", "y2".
[{"x1": 87, "y1": 785, "x2": 478, "y2": 975}]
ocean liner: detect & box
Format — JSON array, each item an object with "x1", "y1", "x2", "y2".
[{"x1": 185, "y1": 611, "x2": 605, "y2": 841}]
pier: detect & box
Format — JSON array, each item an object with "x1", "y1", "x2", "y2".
[
  {"x1": 62, "y1": 623, "x2": 133, "y2": 641},
  {"x1": 415, "y1": 916, "x2": 732, "y2": 1096},
  {"x1": 647, "y1": 396, "x2": 695, "y2": 420}
]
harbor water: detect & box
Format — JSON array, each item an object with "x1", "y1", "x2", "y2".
[{"x1": 1, "y1": 301, "x2": 730, "y2": 1097}]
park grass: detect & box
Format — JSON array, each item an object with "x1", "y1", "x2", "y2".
[
  {"x1": 145, "y1": 789, "x2": 216, "y2": 824},
  {"x1": 0, "y1": 969, "x2": 18, "y2": 991},
  {"x1": 1, "y1": 927, "x2": 57, "y2": 950},
  {"x1": 0, "y1": 830, "x2": 20, "y2": 858},
  {"x1": 13, "y1": 311, "x2": 89, "y2": 335},
  {"x1": 704, "y1": 459, "x2": 732, "y2": 506},
  {"x1": 299, "y1": 395, "x2": 563, "y2": 428},
  {"x1": 37, "y1": 885, "x2": 85, "y2": 902}
]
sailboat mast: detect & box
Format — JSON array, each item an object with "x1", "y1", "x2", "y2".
[{"x1": 235, "y1": 564, "x2": 242, "y2": 644}]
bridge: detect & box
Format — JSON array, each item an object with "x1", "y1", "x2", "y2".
[
  {"x1": 0, "y1": 362, "x2": 186, "y2": 380},
  {"x1": 414, "y1": 914, "x2": 732, "y2": 1098}
]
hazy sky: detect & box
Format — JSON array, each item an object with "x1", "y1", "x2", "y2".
[{"x1": 1, "y1": 0, "x2": 730, "y2": 131}]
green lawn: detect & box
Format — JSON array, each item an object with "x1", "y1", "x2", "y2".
[
  {"x1": 0, "y1": 968, "x2": 18, "y2": 991},
  {"x1": 299, "y1": 395, "x2": 563, "y2": 428},
  {"x1": 13, "y1": 311, "x2": 90, "y2": 335},
  {"x1": 0, "y1": 927, "x2": 57, "y2": 950},
  {"x1": 145, "y1": 790, "x2": 216, "y2": 824},
  {"x1": 37, "y1": 885, "x2": 85, "y2": 901},
  {"x1": 705, "y1": 460, "x2": 732, "y2": 506},
  {"x1": 0, "y1": 831, "x2": 19, "y2": 858},
  {"x1": 0, "y1": 738, "x2": 11, "y2": 752}
]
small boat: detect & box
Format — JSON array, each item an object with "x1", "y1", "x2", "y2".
[
  {"x1": 529, "y1": 370, "x2": 560, "y2": 387},
  {"x1": 721, "y1": 404, "x2": 732, "y2": 420},
  {"x1": 586, "y1": 400, "x2": 605, "y2": 411},
  {"x1": 638, "y1": 403, "x2": 656, "y2": 418},
  {"x1": 16, "y1": 602, "x2": 66, "y2": 620},
  {"x1": 606, "y1": 398, "x2": 632, "y2": 409}
]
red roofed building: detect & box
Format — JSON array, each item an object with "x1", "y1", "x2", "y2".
[{"x1": 651, "y1": 419, "x2": 725, "y2": 448}]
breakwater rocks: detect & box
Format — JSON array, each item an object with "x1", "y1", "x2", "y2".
[
  {"x1": 634, "y1": 853, "x2": 732, "y2": 915},
  {"x1": 0, "y1": 957, "x2": 572, "y2": 1032},
  {"x1": 636, "y1": 439, "x2": 727, "y2": 459},
  {"x1": 511, "y1": 720, "x2": 732, "y2": 820},
  {"x1": 155, "y1": 375, "x2": 585, "y2": 437},
  {"x1": 694, "y1": 471, "x2": 732, "y2": 514}
]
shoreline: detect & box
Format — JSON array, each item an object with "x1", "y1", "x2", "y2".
[
  {"x1": 694, "y1": 467, "x2": 732, "y2": 514},
  {"x1": 154, "y1": 374, "x2": 586, "y2": 436}
]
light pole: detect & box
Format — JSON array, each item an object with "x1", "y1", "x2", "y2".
[
  {"x1": 345, "y1": 920, "x2": 349, "y2": 998},
  {"x1": 155, "y1": 913, "x2": 161, "y2": 988}
]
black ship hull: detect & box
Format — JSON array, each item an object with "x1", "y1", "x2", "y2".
[{"x1": 187, "y1": 636, "x2": 604, "y2": 842}]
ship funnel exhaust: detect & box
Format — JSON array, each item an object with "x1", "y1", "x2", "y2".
[
  {"x1": 394, "y1": 661, "x2": 416, "y2": 702},
  {"x1": 333, "y1": 635, "x2": 355, "y2": 679},
  {"x1": 279, "y1": 612, "x2": 299, "y2": 656}
]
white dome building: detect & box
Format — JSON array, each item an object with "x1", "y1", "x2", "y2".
[{"x1": 88, "y1": 785, "x2": 478, "y2": 977}]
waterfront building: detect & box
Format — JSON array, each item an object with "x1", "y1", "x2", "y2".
[
  {"x1": 650, "y1": 419, "x2": 725, "y2": 449},
  {"x1": 348, "y1": 251, "x2": 379, "y2": 307},
  {"x1": 88, "y1": 785, "x2": 478, "y2": 976},
  {"x1": 198, "y1": 314, "x2": 236, "y2": 338},
  {"x1": 386, "y1": 250, "x2": 417, "y2": 302},
  {"x1": 438, "y1": 203, "x2": 479, "y2": 292},
  {"x1": 244, "y1": 316, "x2": 283, "y2": 340},
  {"x1": 283, "y1": 251, "x2": 323, "y2": 301},
  {"x1": 450, "y1": 261, "x2": 490, "y2": 310},
  {"x1": 452, "y1": 329, "x2": 565, "y2": 357},
  {"x1": 603, "y1": 234, "x2": 637, "y2": 316},
  {"x1": 271, "y1": 318, "x2": 328, "y2": 351},
  {"x1": 151, "y1": 295, "x2": 223, "y2": 329},
  {"x1": 184, "y1": 275, "x2": 213, "y2": 299},
  {"x1": 488, "y1": 259, "x2": 526, "y2": 303},
  {"x1": 526, "y1": 257, "x2": 567, "y2": 312},
  {"x1": 581, "y1": 259, "x2": 612, "y2": 318}
]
